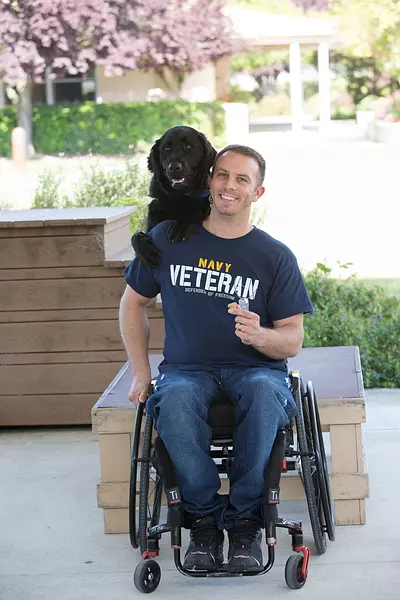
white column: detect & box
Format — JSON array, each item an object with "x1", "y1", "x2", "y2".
[
  {"x1": 223, "y1": 102, "x2": 249, "y2": 145},
  {"x1": 0, "y1": 81, "x2": 5, "y2": 107},
  {"x1": 289, "y1": 42, "x2": 303, "y2": 132},
  {"x1": 45, "y1": 67, "x2": 55, "y2": 105},
  {"x1": 318, "y1": 41, "x2": 331, "y2": 132}
]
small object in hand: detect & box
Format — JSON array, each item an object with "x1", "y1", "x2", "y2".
[{"x1": 238, "y1": 298, "x2": 249, "y2": 311}]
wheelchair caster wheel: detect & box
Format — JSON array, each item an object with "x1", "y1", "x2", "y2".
[
  {"x1": 285, "y1": 554, "x2": 307, "y2": 589},
  {"x1": 134, "y1": 559, "x2": 161, "y2": 594}
]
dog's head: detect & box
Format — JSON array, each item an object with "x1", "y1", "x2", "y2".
[{"x1": 147, "y1": 126, "x2": 216, "y2": 194}]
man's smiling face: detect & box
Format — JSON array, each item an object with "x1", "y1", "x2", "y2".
[{"x1": 208, "y1": 151, "x2": 264, "y2": 219}]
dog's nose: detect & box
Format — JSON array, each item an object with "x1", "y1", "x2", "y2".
[{"x1": 168, "y1": 161, "x2": 183, "y2": 172}]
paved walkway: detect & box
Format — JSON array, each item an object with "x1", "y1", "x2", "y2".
[
  {"x1": 249, "y1": 123, "x2": 400, "y2": 279},
  {"x1": 1, "y1": 389, "x2": 399, "y2": 600}
]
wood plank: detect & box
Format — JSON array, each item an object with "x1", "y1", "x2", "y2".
[
  {"x1": 0, "y1": 318, "x2": 162, "y2": 353},
  {"x1": 0, "y1": 308, "x2": 119, "y2": 323},
  {"x1": 290, "y1": 346, "x2": 364, "y2": 400},
  {"x1": 104, "y1": 248, "x2": 135, "y2": 268},
  {"x1": 0, "y1": 350, "x2": 127, "y2": 366},
  {"x1": 0, "y1": 320, "x2": 123, "y2": 353},
  {"x1": 104, "y1": 216, "x2": 131, "y2": 235},
  {"x1": 317, "y1": 401, "x2": 365, "y2": 426},
  {"x1": 103, "y1": 219, "x2": 131, "y2": 261},
  {"x1": 330, "y1": 424, "x2": 365, "y2": 473},
  {"x1": 1, "y1": 362, "x2": 125, "y2": 396},
  {"x1": 0, "y1": 394, "x2": 99, "y2": 426},
  {"x1": 0, "y1": 235, "x2": 104, "y2": 269},
  {"x1": 0, "y1": 206, "x2": 135, "y2": 227},
  {"x1": 101, "y1": 497, "x2": 367, "y2": 534},
  {"x1": 103, "y1": 509, "x2": 131, "y2": 534},
  {"x1": 92, "y1": 407, "x2": 135, "y2": 434},
  {"x1": 0, "y1": 225, "x2": 103, "y2": 239},
  {"x1": 92, "y1": 398, "x2": 365, "y2": 434},
  {"x1": 0, "y1": 278, "x2": 126, "y2": 311},
  {"x1": 0, "y1": 266, "x2": 123, "y2": 281},
  {"x1": 96, "y1": 474, "x2": 369, "y2": 509},
  {"x1": 99, "y1": 434, "x2": 132, "y2": 483},
  {"x1": 334, "y1": 499, "x2": 366, "y2": 525},
  {"x1": 0, "y1": 306, "x2": 162, "y2": 323}
]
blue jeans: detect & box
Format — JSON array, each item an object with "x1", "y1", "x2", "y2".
[{"x1": 146, "y1": 367, "x2": 297, "y2": 530}]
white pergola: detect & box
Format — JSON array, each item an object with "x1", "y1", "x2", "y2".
[{"x1": 225, "y1": 7, "x2": 337, "y2": 133}]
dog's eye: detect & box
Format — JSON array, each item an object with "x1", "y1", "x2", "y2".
[
  {"x1": 163, "y1": 146, "x2": 170, "y2": 152},
  {"x1": 184, "y1": 144, "x2": 191, "y2": 150}
]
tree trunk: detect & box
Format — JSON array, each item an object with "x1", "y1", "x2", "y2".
[{"x1": 16, "y1": 79, "x2": 35, "y2": 157}]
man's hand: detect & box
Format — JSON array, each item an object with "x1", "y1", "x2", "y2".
[
  {"x1": 228, "y1": 302, "x2": 263, "y2": 347},
  {"x1": 128, "y1": 371, "x2": 152, "y2": 406}
]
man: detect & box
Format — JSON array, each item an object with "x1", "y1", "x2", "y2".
[{"x1": 119, "y1": 144, "x2": 313, "y2": 573}]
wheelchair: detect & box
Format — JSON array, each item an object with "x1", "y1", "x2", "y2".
[{"x1": 129, "y1": 370, "x2": 335, "y2": 593}]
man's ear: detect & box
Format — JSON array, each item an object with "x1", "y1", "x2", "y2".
[
  {"x1": 253, "y1": 186, "x2": 265, "y2": 202},
  {"x1": 147, "y1": 138, "x2": 161, "y2": 175}
]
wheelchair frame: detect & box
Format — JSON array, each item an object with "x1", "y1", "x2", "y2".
[{"x1": 129, "y1": 371, "x2": 335, "y2": 593}]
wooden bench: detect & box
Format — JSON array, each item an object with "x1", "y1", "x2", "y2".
[{"x1": 92, "y1": 346, "x2": 369, "y2": 534}]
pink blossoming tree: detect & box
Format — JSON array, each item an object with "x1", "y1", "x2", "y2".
[{"x1": 0, "y1": 0, "x2": 240, "y2": 153}]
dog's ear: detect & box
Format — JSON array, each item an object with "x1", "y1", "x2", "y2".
[
  {"x1": 199, "y1": 133, "x2": 217, "y2": 173},
  {"x1": 196, "y1": 132, "x2": 216, "y2": 191},
  {"x1": 147, "y1": 137, "x2": 162, "y2": 176}
]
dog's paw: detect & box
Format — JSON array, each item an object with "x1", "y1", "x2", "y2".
[
  {"x1": 167, "y1": 222, "x2": 190, "y2": 243},
  {"x1": 131, "y1": 232, "x2": 161, "y2": 268}
]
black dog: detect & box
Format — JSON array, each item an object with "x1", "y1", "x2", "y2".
[{"x1": 131, "y1": 126, "x2": 216, "y2": 267}]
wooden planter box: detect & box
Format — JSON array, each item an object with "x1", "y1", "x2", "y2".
[{"x1": 0, "y1": 206, "x2": 143, "y2": 427}]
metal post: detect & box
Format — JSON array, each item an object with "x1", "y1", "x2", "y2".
[
  {"x1": 0, "y1": 81, "x2": 5, "y2": 107},
  {"x1": 45, "y1": 67, "x2": 55, "y2": 105}
]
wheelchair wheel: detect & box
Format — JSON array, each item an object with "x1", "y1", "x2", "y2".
[
  {"x1": 293, "y1": 378, "x2": 327, "y2": 555},
  {"x1": 138, "y1": 414, "x2": 163, "y2": 554},
  {"x1": 134, "y1": 559, "x2": 161, "y2": 594},
  {"x1": 306, "y1": 381, "x2": 335, "y2": 542},
  {"x1": 129, "y1": 403, "x2": 144, "y2": 549},
  {"x1": 285, "y1": 554, "x2": 307, "y2": 589}
]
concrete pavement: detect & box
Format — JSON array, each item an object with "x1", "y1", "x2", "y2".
[{"x1": 1, "y1": 388, "x2": 400, "y2": 600}]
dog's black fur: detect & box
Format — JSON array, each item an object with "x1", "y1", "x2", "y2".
[{"x1": 131, "y1": 126, "x2": 216, "y2": 267}]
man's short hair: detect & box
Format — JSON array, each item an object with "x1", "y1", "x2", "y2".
[{"x1": 211, "y1": 144, "x2": 266, "y2": 186}]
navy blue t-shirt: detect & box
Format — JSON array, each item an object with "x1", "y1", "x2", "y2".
[{"x1": 125, "y1": 221, "x2": 314, "y2": 373}]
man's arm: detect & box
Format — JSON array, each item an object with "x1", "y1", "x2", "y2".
[
  {"x1": 228, "y1": 303, "x2": 304, "y2": 359},
  {"x1": 252, "y1": 314, "x2": 304, "y2": 359},
  {"x1": 119, "y1": 285, "x2": 154, "y2": 404}
]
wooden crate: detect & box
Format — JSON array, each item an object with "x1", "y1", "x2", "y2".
[
  {"x1": 0, "y1": 207, "x2": 159, "y2": 427},
  {"x1": 92, "y1": 346, "x2": 369, "y2": 531}
]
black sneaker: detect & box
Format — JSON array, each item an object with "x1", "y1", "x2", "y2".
[
  {"x1": 227, "y1": 519, "x2": 263, "y2": 573},
  {"x1": 183, "y1": 515, "x2": 224, "y2": 572}
]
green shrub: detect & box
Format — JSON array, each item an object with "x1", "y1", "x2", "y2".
[
  {"x1": 0, "y1": 106, "x2": 17, "y2": 157},
  {"x1": 303, "y1": 263, "x2": 400, "y2": 388},
  {"x1": 32, "y1": 170, "x2": 65, "y2": 209},
  {"x1": 331, "y1": 106, "x2": 356, "y2": 120},
  {"x1": 32, "y1": 160, "x2": 151, "y2": 233},
  {"x1": 0, "y1": 101, "x2": 226, "y2": 157}
]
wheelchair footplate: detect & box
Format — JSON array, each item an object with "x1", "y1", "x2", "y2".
[{"x1": 134, "y1": 517, "x2": 310, "y2": 593}]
